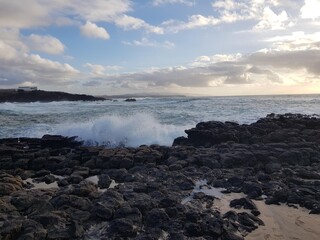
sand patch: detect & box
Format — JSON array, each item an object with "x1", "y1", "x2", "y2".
[{"x1": 246, "y1": 201, "x2": 320, "y2": 240}]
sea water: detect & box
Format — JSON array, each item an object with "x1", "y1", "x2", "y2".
[{"x1": 1, "y1": 95, "x2": 319, "y2": 147}]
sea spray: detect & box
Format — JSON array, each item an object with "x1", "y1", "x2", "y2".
[{"x1": 57, "y1": 113, "x2": 191, "y2": 147}]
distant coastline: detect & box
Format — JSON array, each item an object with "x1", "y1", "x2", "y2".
[
  {"x1": 0, "y1": 89, "x2": 104, "y2": 103},
  {"x1": 99, "y1": 93, "x2": 186, "y2": 99}
]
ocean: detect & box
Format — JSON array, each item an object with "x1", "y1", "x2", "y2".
[{"x1": 1, "y1": 94, "x2": 320, "y2": 147}]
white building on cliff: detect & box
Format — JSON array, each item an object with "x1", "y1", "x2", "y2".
[{"x1": 17, "y1": 86, "x2": 38, "y2": 92}]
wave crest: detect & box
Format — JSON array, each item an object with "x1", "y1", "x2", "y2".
[{"x1": 57, "y1": 113, "x2": 189, "y2": 147}]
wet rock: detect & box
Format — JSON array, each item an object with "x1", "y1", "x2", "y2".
[
  {"x1": 91, "y1": 202, "x2": 114, "y2": 220},
  {"x1": 66, "y1": 181, "x2": 98, "y2": 197},
  {"x1": 108, "y1": 218, "x2": 138, "y2": 237},
  {"x1": 114, "y1": 206, "x2": 142, "y2": 225},
  {"x1": 0, "y1": 219, "x2": 47, "y2": 240},
  {"x1": 125, "y1": 192, "x2": 156, "y2": 215},
  {"x1": 32, "y1": 169, "x2": 51, "y2": 178},
  {"x1": 296, "y1": 168, "x2": 320, "y2": 179},
  {"x1": 50, "y1": 194, "x2": 91, "y2": 211},
  {"x1": 230, "y1": 198, "x2": 257, "y2": 210},
  {"x1": 227, "y1": 176, "x2": 245, "y2": 187},
  {"x1": 200, "y1": 214, "x2": 223, "y2": 237},
  {"x1": 66, "y1": 174, "x2": 83, "y2": 184},
  {"x1": 98, "y1": 174, "x2": 112, "y2": 188},
  {"x1": 184, "y1": 222, "x2": 202, "y2": 237},
  {"x1": 41, "y1": 134, "x2": 81, "y2": 148},
  {"x1": 265, "y1": 161, "x2": 282, "y2": 174},
  {"x1": 242, "y1": 181, "x2": 262, "y2": 197},
  {"x1": 146, "y1": 208, "x2": 170, "y2": 229},
  {"x1": 270, "y1": 188, "x2": 290, "y2": 203},
  {"x1": 10, "y1": 190, "x2": 54, "y2": 215}
]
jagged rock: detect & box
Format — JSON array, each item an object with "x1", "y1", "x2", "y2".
[
  {"x1": 108, "y1": 218, "x2": 138, "y2": 237},
  {"x1": 230, "y1": 198, "x2": 257, "y2": 210},
  {"x1": 41, "y1": 134, "x2": 81, "y2": 149},
  {"x1": 98, "y1": 174, "x2": 112, "y2": 188},
  {"x1": 0, "y1": 219, "x2": 47, "y2": 240},
  {"x1": 146, "y1": 208, "x2": 170, "y2": 229},
  {"x1": 184, "y1": 222, "x2": 202, "y2": 237}
]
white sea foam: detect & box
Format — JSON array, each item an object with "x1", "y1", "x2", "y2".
[{"x1": 57, "y1": 113, "x2": 190, "y2": 147}]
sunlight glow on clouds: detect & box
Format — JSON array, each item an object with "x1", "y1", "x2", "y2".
[
  {"x1": 254, "y1": 7, "x2": 291, "y2": 30},
  {"x1": 0, "y1": 0, "x2": 319, "y2": 95},
  {"x1": 300, "y1": 0, "x2": 320, "y2": 19}
]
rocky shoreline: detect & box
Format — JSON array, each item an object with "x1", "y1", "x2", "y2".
[
  {"x1": 1, "y1": 114, "x2": 320, "y2": 239},
  {"x1": 0, "y1": 90, "x2": 104, "y2": 102}
]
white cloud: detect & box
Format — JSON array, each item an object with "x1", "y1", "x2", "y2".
[
  {"x1": 152, "y1": 0, "x2": 195, "y2": 6},
  {"x1": 0, "y1": 32, "x2": 78, "y2": 86},
  {"x1": 0, "y1": 53, "x2": 79, "y2": 86},
  {"x1": 212, "y1": 0, "x2": 262, "y2": 22},
  {"x1": 254, "y1": 7, "x2": 291, "y2": 30},
  {"x1": 163, "y1": 0, "x2": 296, "y2": 33},
  {"x1": 0, "y1": 28, "x2": 28, "y2": 53},
  {"x1": 0, "y1": 0, "x2": 161, "y2": 34},
  {"x1": 266, "y1": 31, "x2": 320, "y2": 51},
  {"x1": 67, "y1": 0, "x2": 131, "y2": 22},
  {"x1": 27, "y1": 34, "x2": 65, "y2": 54},
  {"x1": 87, "y1": 43, "x2": 320, "y2": 90},
  {"x1": 123, "y1": 38, "x2": 175, "y2": 48},
  {"x1": 300, "y1": 0, "x2": 320, "y2": 19},
  {"x1": 114, "y1": 15, "x2": 164, "y2": 34},
  {"x1": 85, "y1": 63, "x2": 122, "y2": 76},
  {"x1": 0, "y1": 0, "x2": 51, "y2": 28},
  {"x1": 163, "y1": 15, "x2": 220, "y2": 32},
  {"x1": 192, "y1": 54, "x2": 243, "y2": 66},
  {"x1": 0, "y1": 39, "x2": 18, "y2": 60},
  {"x1": 80, "y1": 21, "x2": 110, "y2": 40}
]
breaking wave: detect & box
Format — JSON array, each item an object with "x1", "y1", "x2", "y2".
[{"x1": 57, "y1": 113, "x2": 191, "y2": 147}]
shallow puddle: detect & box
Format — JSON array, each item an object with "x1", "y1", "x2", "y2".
[
  {"x1": 24, "y1": 178, "x2": 59, "y2": 189},
  {"x1": 85, "y1": 175, "x2": 118, "y2": 192},
  {"x1": 181, "y1": 179, "x2": 226, "y2": 204}
]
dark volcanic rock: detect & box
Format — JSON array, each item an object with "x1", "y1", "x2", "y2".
[
  {"x1": 230, "y1": 198, "x2": 257, "y2": 210},
  {"x1": 125, "y1": 98, "x2": 137, "y2": 102},
  {"x1": 41, "y1": 134, "x2": 82, "y2": 148},
  {"x1": 146, "y1": 208, "x2": 170, "y2": 229},
  {"x1": 0, "y1": 89, "x2": 104, "y2": 103},
  {"x1": 174, "y1": 113, "x2": 320, "y2": 147},
  {"x1": 1, "y1": 114, "x2": 320, "y2": 239}
]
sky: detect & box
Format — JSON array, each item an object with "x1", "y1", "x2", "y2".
[{"x1": 0, "y1": 0, "x2": 320, "y2": 96}]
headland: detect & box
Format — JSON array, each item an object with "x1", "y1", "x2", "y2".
[{"x1": 0, "y1": 89, "x2": 104, "y2": 102}]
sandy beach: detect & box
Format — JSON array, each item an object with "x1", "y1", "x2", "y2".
[
  {"x1": 212, "y1": 190, "x2": 320, "y2": 240},
  {"x1": 246, "y1": 201, "x2": 320, "y2": 240}
]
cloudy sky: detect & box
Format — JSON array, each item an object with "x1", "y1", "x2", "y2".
[{"x1": 0, "y1": 0, "x2": 320, "y2": 96}]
